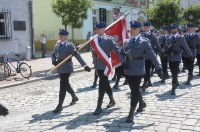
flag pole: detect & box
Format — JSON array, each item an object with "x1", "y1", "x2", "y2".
[{"x1": 47, "y1": 11, "x2": 131, "y2": 75}]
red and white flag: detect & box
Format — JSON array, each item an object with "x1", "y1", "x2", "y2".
[{"x1": 91, "y1": 18, "x2": 128, "y2": 76}]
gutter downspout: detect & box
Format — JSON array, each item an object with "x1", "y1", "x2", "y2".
[{"x1": 29, "y1": 0, "x2": 35, "y2": 58}]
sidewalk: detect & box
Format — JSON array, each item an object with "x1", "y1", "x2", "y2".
[{"x1": 0, "y1": 52, "x2": 94, "y2": 89}]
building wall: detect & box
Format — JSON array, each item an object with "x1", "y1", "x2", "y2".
[
  {"x1": 0, "y1": 0, "x2": 31, "y2": 59},
  {"x1": 33, "y1": 0, "x2": 146, "y2": 51},
  {"x1": 180, "y1": 0, "x2": 200, "y2": 8}
]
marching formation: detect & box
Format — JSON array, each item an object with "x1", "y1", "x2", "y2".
[{"x1": 49, "y1": 20, "x2": 200, "y2": 124}]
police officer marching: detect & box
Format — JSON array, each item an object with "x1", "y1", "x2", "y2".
[
  {"x1": 183, "y1": 22, "x2": 200, "y2": 85},
  {"x1": 91, "y1": 21, "x2": 121, "y2": 115},
  {"x1": 119, "y1": 21, "x2": 163, "y2": 123},
  {"x1": 158, "y1": 26, "x2": 170, "y2": 83},
  {"x1": 51, "y1": 29, "x2": 91, "y2": 114},
  {"x1": 166, "y1": 24, "x2": 192, "y2": 95},
  {"x1": 140, "y1": 21, "x2": 163, "y2": 91}
]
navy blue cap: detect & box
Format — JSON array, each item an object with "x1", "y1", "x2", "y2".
[
  {"x1": 170, "y1": 23, "x2": 179, "y2": 29},
  {"x1": 143, "y1": 21, "x2": 151, "y2": 26},
  {"x1": 162, "y1": 25, "x2": 169, "y2": 30},
  {"x1": 59, "y1": 29, "x2": 69, "y2": 36},
  {"x1": 187, "y1": 22, "x2": 195, "y2": 27},
  {"x1": 96, "y1": 21, "x2": 107, "y2": 28},
  {"x1": 130, "y1": 21, "x2": 142, "y2": 28}
]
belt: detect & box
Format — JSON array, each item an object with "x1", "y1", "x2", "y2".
[
  {"x1": 125, "y1": 56, "x2": 143, "y2": 60},
  {"x1": 58, "y1": 59, "x2": 72, "y2": 62}
]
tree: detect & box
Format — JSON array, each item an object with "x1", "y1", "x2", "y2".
[
  {"x1": 182, "y1": 5, "x2": 200, "y2": 27},
  {"x1": 51, "y1": 0, "x2": 93, "y2": 42},
  {"x1": 146, "y1": 0, "x2": 181, "y2": 29}
]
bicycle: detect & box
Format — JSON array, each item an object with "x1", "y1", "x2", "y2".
[
  {"x1": 4, "y1": 53, "x2": 32, "y2": 78},
  {"x1": 0, "y1": 55, "x2": 10, "y2": 80}
]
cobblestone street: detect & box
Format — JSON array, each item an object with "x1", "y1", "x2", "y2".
[{"x1": 0, "y1": 66, "x2": 200, "y2": 132}]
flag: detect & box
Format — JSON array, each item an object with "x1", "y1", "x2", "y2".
[
  {"x1": 105, "y1": 18, "x2": 129, "y2": 68},
  {"x1": 91, "y1": 18, "x2": 128, "y2": 76}
]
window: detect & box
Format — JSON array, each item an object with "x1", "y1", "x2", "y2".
[{"x1": 0, "y1": 9, "x2": 12, "y2": 40}]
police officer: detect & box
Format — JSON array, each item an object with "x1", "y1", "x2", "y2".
[
  {"x1": 91, "y1": 22, "x2": 121, "y2": 115},
  {"x1": 51, "y1": 29, "x2": 91, "y2": 113},
  {"x1": 158, "y1": 26, "x2": 170, "y2": 83},
  {"x1": 120, "y1": 21, "x2": 163, "y2": 123},
  {"x1": 183, "y1": 22, "x2": 200, "y2": 84},
  {"x1": 141, "y1": 21, "x2": 163, "y2": 91},
  {"x1": 166, "y1": 24, "x2": 192, "y2": 95}
]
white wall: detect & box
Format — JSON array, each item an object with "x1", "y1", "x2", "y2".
[{"x1": 0, "y1": 0, "x2": 31, "y2": 58}]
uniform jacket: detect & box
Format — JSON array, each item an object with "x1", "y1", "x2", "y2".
[
  {"x1": 158, "y1": 34, "x2": 170, "y2": 57},
  {"x1": 183, "y1": 33, "x2": 200, "y2": 57},
  {"x1": 51, "y1": 41, "x2": 86, "y2": 74},
  {"x1": 91, "y1": 34, "x2": 121, "y2": 70},
  {"x1": 141, "y1": 32, "x2": 163, "y2": 59},
  {"x1": 119, "y1": 36, "x2": 162, "y2": 76},
  {"x1": 167, "y1": 34, "x2": 192, "y2": 62}
]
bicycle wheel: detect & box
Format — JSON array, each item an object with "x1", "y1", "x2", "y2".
[
  {"x1": 0, "y1": 63, "x2": 9, "y2": 80},
  {"x1": 19, "y1": 62, "x2": 32, "y2": 78}
]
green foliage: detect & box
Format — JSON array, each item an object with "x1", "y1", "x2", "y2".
[
  {"x1": 182, "y1": 5, "x2": 200, "y2": 27},
  {"x1": 146, "y1": 0, "x2": 181, "y2": 29},
  {"x1": 51, "y1": 0, "x2": 93, "y2": 29}
]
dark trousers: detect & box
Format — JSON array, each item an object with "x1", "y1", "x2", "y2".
[
  {"x1": 93, "y1": 70, "x2": 98, "y2": 83},
  {"x1": 41, "y1": 44, "x2": 46, "y2": 58},
  {"x1": 59, "y1": 73, "x2": 75, "y2": 103},
  {"x1": 169, "y1": 61, "x2": 180, "y2": 85},
  {"x1": 144, "y1": 59, "x2": 152, "y2": 82},
  {"x1": 182, "y1": 56, "x2": 194, "y2": 76},
  {"x1": 126, "y1": 75, "x2": 143, "y2": 107},
  {"x1": 197, "y1": 54, "x2": 200, "y2": 72},
  {"x1": 160, "y1": 56, "x2": 168, "y2": 75},
  {"x1": 96, "y1": 70, "x2": 113, "y2": 102}
]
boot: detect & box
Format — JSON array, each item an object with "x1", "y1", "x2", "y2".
[
  {"x1": 186, "y1": 75, "x2": 193, "y2": 85},
  {"x1": 136, "y1": 98, "x2": 146, "y2": 112},
  {"x1": 147, "y1": 79, "x2": 152, "y2": 87},
  {"x1": 93, "y1": 101, "x2": 102, "y2": 115},
  {"x1": 107, "y1": 94, "x2": 116, "y2": 108},
  {"x1": 112, "y1": 79, "x2": 119, "y2": 89},
  {"x1": 123, "y1": 80, "x2": 128, "y2": 85},
  {"x1": 161, "y1": 74, "x2": 166, "y2": 83},
  {"x1": 91, "y1": 82, "x2": 97, "y2": 88},
  {"x1": 70, "y1": 95, "x2": 79, "y2": 105},
  {"x1": 171, "y1": 83, "x2": 177, "y2": 95},
  {"x1": 53, "y1": 99, "x2": 63, "y2": 114},
  {"x1": 140, "y1": 80, "x2": 147, "y2": 91},
  {"x1": 126, "y1": 106, "x2": 136, "y2": 123}
]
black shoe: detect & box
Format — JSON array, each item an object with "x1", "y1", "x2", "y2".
[
  {"x1": 107, "y1": 100, "x2": 115, "y2": 108},
  {"x1": 171, "y1": 90, "x2": 176, "y2": 95},
  {"x1": 53, "y1": 105, "x2": 63, "y2": 114},
  {"x1": 70, "y1": 96, "x2": 79, "y2": 105},
  {"x1": 123, "y1": 80, "x2": 128, "y2": 85},
  {"x1": 91, "y1": 83, "x2": 97, "y2": 88},
  {"x1": 112, "y1": 77, "x2": 116, "y2": 81},
  {"x1": 161, "y1": 79, "x2": 165, "y2": 83},
  {"x1": 136, "y1": 102, "x2": 146, "y2": 112},
  {"x1": 112, "y1": 84, "x2": 118, "y2": 89},
  {"x1": 0, "y1": 104, "x2": 9, "y2": 116},
  {"x1": 93, "y1": 107, "x2": 102, "y2": 115},
  {"x1": 140, "y1": 85, "x2": 146, "y2": 92},
  {"x1": 147, "y1": 82, "x2": 152, "y2": 87},
  {"x1": 126, "y1": 107, "x2": 135, "y2": 123}
]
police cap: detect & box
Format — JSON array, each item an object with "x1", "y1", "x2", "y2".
[
  {"x1": 143, "y1": 21, "x2": 151, "y2": 26},
  {"x1": 96, "y1": 21, "x2": 107, "y2": 28},
  {"x1": 59, "y1": 29, "x2": 69, "y2": 36},
  {"x1": 130, "y1": 21, "x2": 142, "y2": 28},
  {"x1": 187, "y1": 22, "x2": 195, "y2": 27},
  {"x1": 170, "y1": 23, "x2": 179, "y2": 29}
]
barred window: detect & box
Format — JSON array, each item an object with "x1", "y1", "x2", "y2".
[{"x1": 0, "y1": 9, "x2": 12, "y2": 40}]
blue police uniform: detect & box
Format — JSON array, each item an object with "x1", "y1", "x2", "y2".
[
  {"x1": 140, "y1": 21, "x2": 163, "y2": 90},
  {"x1": 182, "y1": 23, "x2": 200, "y2": 84},
  {"x1": 51, "y1": 29, "x2": 91, "y2": 113},
  {"x1": 158, "y1": 26, "x2": 170, "y2": 83},
  {"x1": 119, "y1": 21, "x2": 163, "y2": 123},
  {"x1": 92, "y1": 22, "x2": 122, "y2": 115},
  {"x1": 167, "y1": 24, "x2": 192, "y2": 95}
]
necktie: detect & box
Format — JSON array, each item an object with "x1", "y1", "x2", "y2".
[
  {"x1": 133, "y1": 38, "x2": 136, "y2": 44},
  {"x1": 98, "y1": 37, "x2": 101, "y2": 43},
  {"x1": 173, "y1": 36, "x2": 175, "y2": 40},
  {"x1": 189, "y1": 35, "x2": 191, "y2": 39}
]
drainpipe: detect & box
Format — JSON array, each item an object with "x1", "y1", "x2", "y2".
[{"x1": 29, "y1": 0, "x2": 35, "y2": 59}]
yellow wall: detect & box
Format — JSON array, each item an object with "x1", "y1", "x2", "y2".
[{"x1": 34, "y1": 0, "x2": 84, "y2": 51}]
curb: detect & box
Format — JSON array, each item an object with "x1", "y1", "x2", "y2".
[{"x1": 0, "y1": 67, "x2": 94, "y2": 89}]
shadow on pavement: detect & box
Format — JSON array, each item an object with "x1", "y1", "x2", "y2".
[
  {"x1": 76, "y1": 86, "x2": 97, "y2": 93},
  {"x1": 29, "y1": 108, "x2": 75, "y2": 124},
  {"x1": 48, "y1": 107, "x2": 120, "y2": 130},
  {"x1": 155, "y1": 91, "x2": 188, "y2": 101}
]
